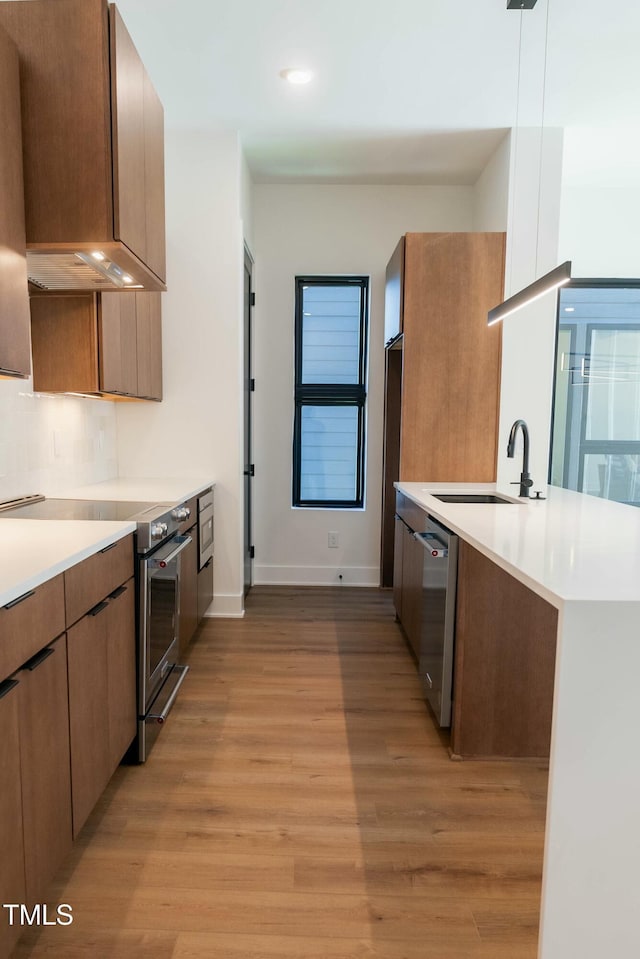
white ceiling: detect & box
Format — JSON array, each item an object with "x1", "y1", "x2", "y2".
[{"x1": 113, "y1": 0, "x2": 640, "y2": 184}]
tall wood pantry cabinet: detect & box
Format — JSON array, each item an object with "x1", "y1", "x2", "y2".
[
  {"x1": 381, "y1": 232, "x2": 505, "y2": 585},
  {"x1": 0, "y1": 23, "x2": 30, "y2": 378},
  {"x1": 0, "y1": 0, "x2": 166, "y2": 292}
]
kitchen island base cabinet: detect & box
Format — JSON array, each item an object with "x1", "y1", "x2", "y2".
[
  {"x1": 393, "y1": 514, "x2": 423, "y2": 660},
  {"x1": 452, "y1": 541, "x2": 558, "y2": 760}
]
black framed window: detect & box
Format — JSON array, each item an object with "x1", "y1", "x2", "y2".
[
  {"x1": 293, "y1": 276, "x2": 369, "y2": 508},
  {"x1": 549, "y1": 281, "x2": 640, "y2": 505}
]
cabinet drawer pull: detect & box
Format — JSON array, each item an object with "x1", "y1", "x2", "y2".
[
  {"x1": 3, "y1": 589, "x2": 36, "y2": 610},
  {"x1": 108, "y1": 585, "x2": 127, "y2": 600},
  {"x1": 99, "y1": 541, "x2": 118, "y2": 554},
  {"x1": 0, "y1": 678, "x2": 19, "y2": 700},
  {"x1": 88, "y1": 600, "x2": 109, "y2": 617},
  {"x1": 23, "y1": 647, "x2": 55, "y2": 672}
]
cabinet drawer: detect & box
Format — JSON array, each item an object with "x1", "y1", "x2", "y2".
[
  {"x1": 64, "y1": 534, "x2": 134, "y2": 627},
  {"x1": 396, "y1": 491, "x2": 429, "y2": 533},
  {"x1": 0, "y1": 575, "x2": 65, "y2": 680}
]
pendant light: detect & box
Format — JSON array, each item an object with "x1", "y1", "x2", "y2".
[{"x1": 488, "y1": 0, "x2": 570, "y2": 325}]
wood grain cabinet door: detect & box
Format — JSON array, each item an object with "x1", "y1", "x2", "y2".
[
  {"x1": 67, "y1": 605, "x2": 111, "y2": 838},
  {"x1": 0, "y1": 24, "x2": 31, "y2": 378},
  {"x1": 135, "y1": 292, "x2": 163, "y2": 400},
  {"x1": 392, "y1": 514, "x2": 405, "y2": 619},
  {"x1": 179, "y1": 532, "x2": 199, "y2": 654},
  {"x1": 105, "y1": 578, "x2": 137, "y2": 769},
  {"x1": 0, "y1": 678, "x2": 26, "y2": 959},
  {"x1": 100, "y1": 292, "x2": 138, "y2": 395},
  {"x1": 18, "y1": 636, "x2": 72, "y2": 905},
  {"x1": 110, "y1": 5, "x2": 166, "y2": 284},
  {"x1": 401, "y1": 522, "x2": 424, "y2": 660},
  {"x1": 197, "y1": 558, "x2": 214, "y2": 623}
]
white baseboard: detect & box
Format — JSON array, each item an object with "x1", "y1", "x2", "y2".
[
  {"x1": 204, "y1": 593, "x2": 245, "y2": 618},
  {"x1": 253, "y1": 565, "x2": 380, "y2": 587}
]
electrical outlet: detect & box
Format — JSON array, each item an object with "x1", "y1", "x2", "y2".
[{"x1": 328, "y1": 531, "x2": 339, "y2": 548}]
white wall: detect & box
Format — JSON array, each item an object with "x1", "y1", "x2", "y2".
[
  {"x1": 495, "y1": 128, "x2": 564, "y2": 492},
  {"x1": 0, "y1": 380, "x2": 117, "y2": 502},
  {"x1": 472, "y1": 132, "x2": 511, "y2": 232},
  {"x1": 252, "y1": 183, "x2": 473, "y2": 586},
  {"x1": 559, "y1": 128, "x2": 640, "y2": 276},
  {"x1": 116, "y1": 129, "x2": 246, "y2": 616}
]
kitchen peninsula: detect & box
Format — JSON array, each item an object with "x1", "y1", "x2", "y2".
[{"x1": 397, "y1": 481, "x2": 640, "y2": 959}]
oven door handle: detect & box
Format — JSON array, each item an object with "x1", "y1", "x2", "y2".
[
  {"x1": 148, "y1": 665, "x2": 190, "y2": 724},
  {"x1": 162, "y1": 534, "x2": 192, "y2": 565},
  {"x1": 148, "y1": 534, "x2": 192, "y2": 567}
]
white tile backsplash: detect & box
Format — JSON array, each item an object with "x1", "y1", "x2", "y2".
[{"x1": 0, "y1": 378, "x2": 117, "y2": 501}]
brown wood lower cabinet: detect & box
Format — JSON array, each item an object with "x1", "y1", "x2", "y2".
[
  {"x1": 393, "y1": 513, "x2": 424, "y2": 660},
  {"x1": 18, "y1": 636, "x2": 72, "y2": 904},
  {"x1": 67, "y1": 579, "x2": 136, "y2": 837},
  {"x1": 179, "y1": 528, "x2": 198, "y2": 655},
  {"x1": 106, "y1": 580, "x2": 137, "y2": 771},
  {"x1": 452, "y1": 541, "x2": 558, "y2": 759},
  {"x1": 0, "y1": 677, "x2": 26, "y2": 959},
  {"x1": 197, "y1": 557, "x2": 214, "y2": 622}
]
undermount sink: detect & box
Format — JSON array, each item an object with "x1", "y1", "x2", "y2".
[{"x1": 429, "y1": 493, "x2": 520, "y2": 505}]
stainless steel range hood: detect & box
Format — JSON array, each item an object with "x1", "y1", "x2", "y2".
[{"x1": 26, "y1": 244, "x2": 163, "y2": 293}]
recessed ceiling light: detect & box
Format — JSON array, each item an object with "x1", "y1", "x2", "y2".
[
  {"x1": 564, "y1": 306, "x2": 575, "y2": 312},
  {"x1": 280, "y1": 67, "x2": 314, "y2": 85}
]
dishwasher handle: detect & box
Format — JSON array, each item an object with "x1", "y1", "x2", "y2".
[{"x1": 414, "y1": 531, "x2": 448, "y2": 558}]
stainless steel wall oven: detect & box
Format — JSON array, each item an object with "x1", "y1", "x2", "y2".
[{"x1": 138, "y1": 531, "x2": 191, "y2": 760}]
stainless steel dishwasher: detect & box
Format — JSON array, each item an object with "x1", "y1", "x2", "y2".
[{"x1": 415, "y1": 517, "x2": 458, "y2": 727}]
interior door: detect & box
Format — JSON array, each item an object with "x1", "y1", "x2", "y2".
[{"x1": 243, "y1": 245, "x2": 254, "y2": 595}]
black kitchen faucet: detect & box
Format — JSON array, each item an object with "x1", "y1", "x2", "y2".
[{"x1": 507, "y1": 419, "x2": 534, "y2": 498}]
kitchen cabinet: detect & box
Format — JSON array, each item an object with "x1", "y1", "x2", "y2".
[
  {"x1": 18, "y1": 636, "x2": 72, "y2": 905},
  {"x1": 30, "y1": 291, "x2": 163, "y2": 401},
  {"x1": 67, "y1": 577, "x2": 136, "y2": 836},
  {"x1": 0, "y1": 678, "x2": 26, "y2": 959},
  {"x1": 0, "y1": 23, "x2": 30, "y2": 379},
  {"x1": 452, "y1": 541, "x2": 558, "y2": 759},
  {"x1": 0, "y1": 574, "x2": 65, "y2": 681},
  {"x1": 393, "y1": 490, "x2": 557, "y2": 758},
  {"x1": 66, "y1": 539, "x2": 135, "y2": 836},
  {"x1": 392, "y1": 514, "x2": 423, "y2": 659},
  {"x1": 0, "y1": 0, "x2": 166, "y2": 292},
  {"x1": 197, "y1": 559, "x2": 214, "y2": 622},
  {"x1": 381, "y1": 232, "x2": 505, "y2": 585},
  {"x1": 179, "y1": 529, "x2": 199, "y2": 655}
]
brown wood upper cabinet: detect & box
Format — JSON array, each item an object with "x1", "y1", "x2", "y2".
[
  {"x1": 30, "y1": 292, "x2": 163, "y2": 401},
  {"x1": 381, "y1": 232, "x2": 505, "y2": 585},
  {"x1": 0, "y1": 0, "x2": 166, "y2": 292},
  {"x1": 0, "y1": 23, "x2": 30, "y2": 379}
]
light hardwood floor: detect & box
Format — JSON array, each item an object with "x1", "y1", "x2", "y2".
[{"x1": 13, "y1": 587, "x2": 548, "y2": 959}]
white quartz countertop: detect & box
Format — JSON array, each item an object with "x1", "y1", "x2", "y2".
[
  {"x1": 396, "y1": 482, "x2": 640, "y2": 608},
  {"x1": 62, "y1": 476, "x2": 214, "y2": 505},
  {"x1": 0, "y1": 520, "x2": 136, "y2": 608}
]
